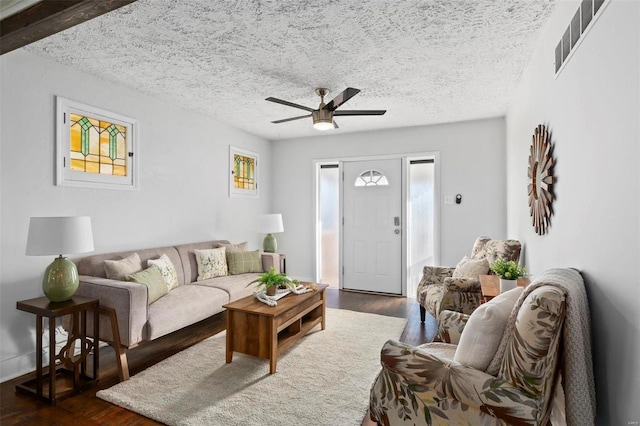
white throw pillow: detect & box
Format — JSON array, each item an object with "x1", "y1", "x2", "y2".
[
  {"x1": 148, "y1": 253, "x2": 180, "y2": 291},
  {"x1": 104, "y1": 252, "x2": 143, "y2": 280},
  {"x1": 452, "y1": 257, "x2": 490, "y2": 278},
  {"x1": 453, "y1": 287, "x2": 523, "y2": 371},
  {"x1": 195, "y1": 247, "x2": 228, "y2": 280}
]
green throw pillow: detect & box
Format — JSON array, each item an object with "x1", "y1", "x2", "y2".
[
  {"x1": 226, "y1": 250, "x2": 263, "y2": 275},
  {"x1": 125, "y1": 266, "x2": 168, "y2": 304}
]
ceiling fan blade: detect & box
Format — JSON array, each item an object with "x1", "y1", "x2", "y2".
[
  {"x1": 271, "y1": 114, "x2": 311, "y2": 124},
  {"x1": 334, "y1": 110, "x2": 387, "y2": 116},
  {"x1": 324, "y1": 87, "x2": 360, "y2": 111},
  {"x1": 266, "y1": 97, "x2": 315, "y2": 112}
]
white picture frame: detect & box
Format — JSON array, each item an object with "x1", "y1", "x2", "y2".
[
  {"x1": 56, "y1": 96, "x2": 138, "y2": 190},
  {"x1": 229, "y1": 145, "x2": 258, "y2": 198}
]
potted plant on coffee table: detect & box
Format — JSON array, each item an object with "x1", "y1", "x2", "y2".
[
  {"x1": 248, "y1": 267, "x2": 297, "y2": 296},
  {"x1": 490, "y1": 258, "x2": 527, "y2": 293}
]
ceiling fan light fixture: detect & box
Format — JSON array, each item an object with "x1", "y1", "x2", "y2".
[{"x1": 312, "y1": 109, "x2": 334, "y2": 131}]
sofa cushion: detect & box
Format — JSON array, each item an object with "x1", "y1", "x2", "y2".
[
  {"x1": 125, "y1": 266, "x2": 168, "y2": 304},
  {"x1": 104, "y1": 253, "x2": 143, "y2": 280},
  {"x1": 453, "y1": 287, "x2": 523, "y2": 371},
  {"x1": 175, "y1": 240, "x2": 231, "y2": 285},
  {"x1": 216, "y1": 241, "x2": 248, "y2": 252},
  {"x1": 194, "y1": 273, "x2": 261, "y2": 301},
  {"x1": 146, "y1": 285, "x2": 229, "y2": 341},
  {"x1": 227, "y1": 250, "x2": 262, "y2": 275},
  {"x1": 195, "y1": 247, "x2": 228, "y2": 280},
  {"x1": 148, "y1": 253, "x2": 180, "y2": 291},
  {"x1": 452, "y1": 256, "x2": 490, "y2": 278}
]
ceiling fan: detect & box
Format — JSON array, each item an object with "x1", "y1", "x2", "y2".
[{"x1": 265, "y1": 87, "x2": 386, "y2": 130}]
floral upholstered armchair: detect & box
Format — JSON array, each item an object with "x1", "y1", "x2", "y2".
[
  {"x1": 416, "y1": 236, "x2": 521, "y2": 325},
  {"x1": 371, "y1": 268, "x2": 596, "y2": 426}
]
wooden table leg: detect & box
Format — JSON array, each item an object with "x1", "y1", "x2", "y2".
[
  {"x1": 35, "y1": 315, "x2": 43, "y2": 399},
  {"x1": 48, "y1": 314, "x2": 56, "y2": 403},
  {"x1": 226, "y1": 311, "x2": 233, "y2": 364},
  {"x1": 321, "y1": 291, "x2": 326, "y2": 330},
  {"x1": 269, "y1": 319, "x2": 277, "y2": 374}
]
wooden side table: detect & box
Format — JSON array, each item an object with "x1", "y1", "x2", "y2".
[
  {"x1": 16, "y1": 295, "x2": 99, "y2": 405},
  {"x1": 479, "y1": 275, "x2": 530, "y2": 303}
]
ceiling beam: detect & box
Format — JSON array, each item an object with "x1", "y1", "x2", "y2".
[{"x1": 0, "y1": 0, "x2": 137, "y2": 55}]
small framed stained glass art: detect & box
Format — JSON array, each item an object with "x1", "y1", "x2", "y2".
[
  {"x1": 56, "y1": 96, "x2": 138, "y2": 190},
  {"x1": 229, "y1": 146, "x2": 259, "y2": 198}
]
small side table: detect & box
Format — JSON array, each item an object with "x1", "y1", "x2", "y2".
[
  {"x1": 16, "y1": 295, "x2": 99, "y2": 405},
  {"x1": 479, "y1": 275, "x2": 530, "y2": 303}
]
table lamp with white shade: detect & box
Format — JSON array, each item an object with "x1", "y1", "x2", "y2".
[
  {"x1": 26, "y1": 216, "x2": 94, "y2": 302},
  {"x1": 257, "y1": 214, "x2": 283, "y2": 253}
]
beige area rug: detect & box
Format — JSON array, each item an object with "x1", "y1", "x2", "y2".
[{"x1": 97, "y1": 308, "x2": 406, "y2": 426}]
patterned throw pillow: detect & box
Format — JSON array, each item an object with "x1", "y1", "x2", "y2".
[
  {"x1": 226, "y1": 250, "x2": 263, "y2": 275},
  {"x1": 195, "y1": 247, "x2": 228, "y2": 281},
  {"x1": 148, "y1": 253, "x2": 180, "y2": 291},
  {"x1": 104, "y1": 252, "x2": 143, "y2": 280},
  {"x1": 452, "y1": 256, "x2": 490, "y2": 278},
  {"x1": 125, "y1": 266, "x2": 168, "y2": 304}
]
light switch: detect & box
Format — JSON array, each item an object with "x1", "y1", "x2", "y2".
[{"x1": 444, "y1": 195, "x2": 454, "y2": 205}]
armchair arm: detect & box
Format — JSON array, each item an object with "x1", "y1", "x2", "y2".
[
  {"x1": 438, "y1": 277, "x2": 483, "y2": 316},
  {"x1": 260, "y1": 252, "x2": 281, "y2": 274},
  {"x1": 437, "y1": 310, "x2": 470, "y2": 344},
  {"x1": 376, "y1": 340, "x2": 544, "y2": 425},
  {"x1": 72, "y1": 276, "x2": 148, "y2": 347},
  {"x1": 416, "y1": 266, "x2": 454, "y2": 292}
]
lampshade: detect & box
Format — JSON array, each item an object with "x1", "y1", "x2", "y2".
[
  {"x1": 26, "y1": 216, "x2": 94, "y2": 302},
  {"x1": 26, "y1": 216, "x2": 94, "y2": 256},
  {"x1": 257, "y1": 214, "x2": 284, "y2": 234}
]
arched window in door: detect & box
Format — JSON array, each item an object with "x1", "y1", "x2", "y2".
[{"x1": 354, "y1": 170, "x2": 389, "y2": 187}]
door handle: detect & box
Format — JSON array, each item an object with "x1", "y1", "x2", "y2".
[
  {"x1": 394, "y1": 229, "x2": 400, "y2": 234},
  {"x1": 393, "y1": 216, "x2": 400, "y2": 226}
]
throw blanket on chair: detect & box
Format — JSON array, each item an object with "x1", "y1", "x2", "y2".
[{"x1": 487, "y1": 268, "x2": 596, "y2": 426}]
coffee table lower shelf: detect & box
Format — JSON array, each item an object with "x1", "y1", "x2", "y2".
[{"x1": 224, "y1": 283, "x2": 328, "y2": 374}]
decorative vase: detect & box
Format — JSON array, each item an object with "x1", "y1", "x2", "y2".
[
  {"x1": 499, "y1": 278, "x2": 517, "y2": 293},
  {"x1": 43, "y1": 256, "x2": 79, "y2": 302},
  {"x1": 266, "y1": 286, "x2": 277, "y2": 296}
]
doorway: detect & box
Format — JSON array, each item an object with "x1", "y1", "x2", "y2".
[
  {"x1": 315, "y1": 154, "x2": 437, "y2": 295},
  {"x1": 342, "y1": 158, "x2": 403, "y2": 294}
]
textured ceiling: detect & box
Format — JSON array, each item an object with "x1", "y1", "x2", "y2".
[{"x1": 24, "y1": 0, "x2": 556, "y2": 141}]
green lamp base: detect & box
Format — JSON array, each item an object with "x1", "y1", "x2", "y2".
[
  {"x1": 263, "y1": 233, "x2": 278, "y2": 253},
  {"x1": 43, "y1": 255, "x2": 79, "y2": 302}
]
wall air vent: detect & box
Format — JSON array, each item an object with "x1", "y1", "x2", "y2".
[{"x1": 555, "y1": 0, "x2": 609, "y2": 76}]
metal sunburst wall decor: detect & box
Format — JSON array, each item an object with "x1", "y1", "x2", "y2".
[{"x1": 528, "y1": 124, "x2": 555, "y2": 235}]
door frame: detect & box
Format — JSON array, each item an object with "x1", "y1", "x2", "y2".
[{"x1": 313, "y1": 151, "x2": 441, "y2": 296}]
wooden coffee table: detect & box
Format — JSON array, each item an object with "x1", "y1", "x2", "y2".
[
  {"x1": 223, "y1": 283, "x2": 328, "y2": 374},
  {"x1": 479, "y1": 275, "x2": 530, "y2": 303}
]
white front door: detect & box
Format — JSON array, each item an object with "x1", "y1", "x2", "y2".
[{"x1": 342, "y1": 159, "x2": 402, "y2": 294}]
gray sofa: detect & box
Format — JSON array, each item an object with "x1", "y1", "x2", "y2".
[{"x1": 69, "y1": 240, "x2": 279, "y2": 380}]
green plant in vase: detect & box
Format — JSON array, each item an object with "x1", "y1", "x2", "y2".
[
  {"x1": 247, "y1": 267, "x2": 297, "y2": 296},
  {"x1": 490, "y1": 258, "x2": 527, "y2": 280}
]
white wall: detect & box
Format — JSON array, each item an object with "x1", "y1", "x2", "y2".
[
  {"x1": 506, "y1": 1, "x2": 639, "y2": 424},
  {"x1": 0, "y1": 50, "x2": 272, "y2": 381},
  {"x1": 271, "y1": 117, "x2": 507, "y2": 282}
]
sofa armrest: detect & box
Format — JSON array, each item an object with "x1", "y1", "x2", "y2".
[
  {"x1": 72, "y1": 275, "x2": 149, "y2": 347},
  {"x1": 438, "y1": 277, "x2": 483, "y2": 316},
  {"x1": 416, "y1": 266, "x2": 454, "y2": 294},
  {"x1": 260, "y1": 252, "x2": 281, "y2": 274},
  {"x1": 437, "y1": 310, "x2": 470, "y2": 344},
  {"x1": 377, "y1": 339, "x2": 544, "y2": 424}
]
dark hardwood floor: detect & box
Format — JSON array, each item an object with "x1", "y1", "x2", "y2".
[{"x1": 1, "y1": 289, "x2": 436, "y2": 425}]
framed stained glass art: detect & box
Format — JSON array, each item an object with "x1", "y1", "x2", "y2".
[
  {"x1": 229, "y1": 146, "x2": 258, "y2": 198},
  {"x1": 56, "y1": 97, "x2": 138, "y2": 190}
]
